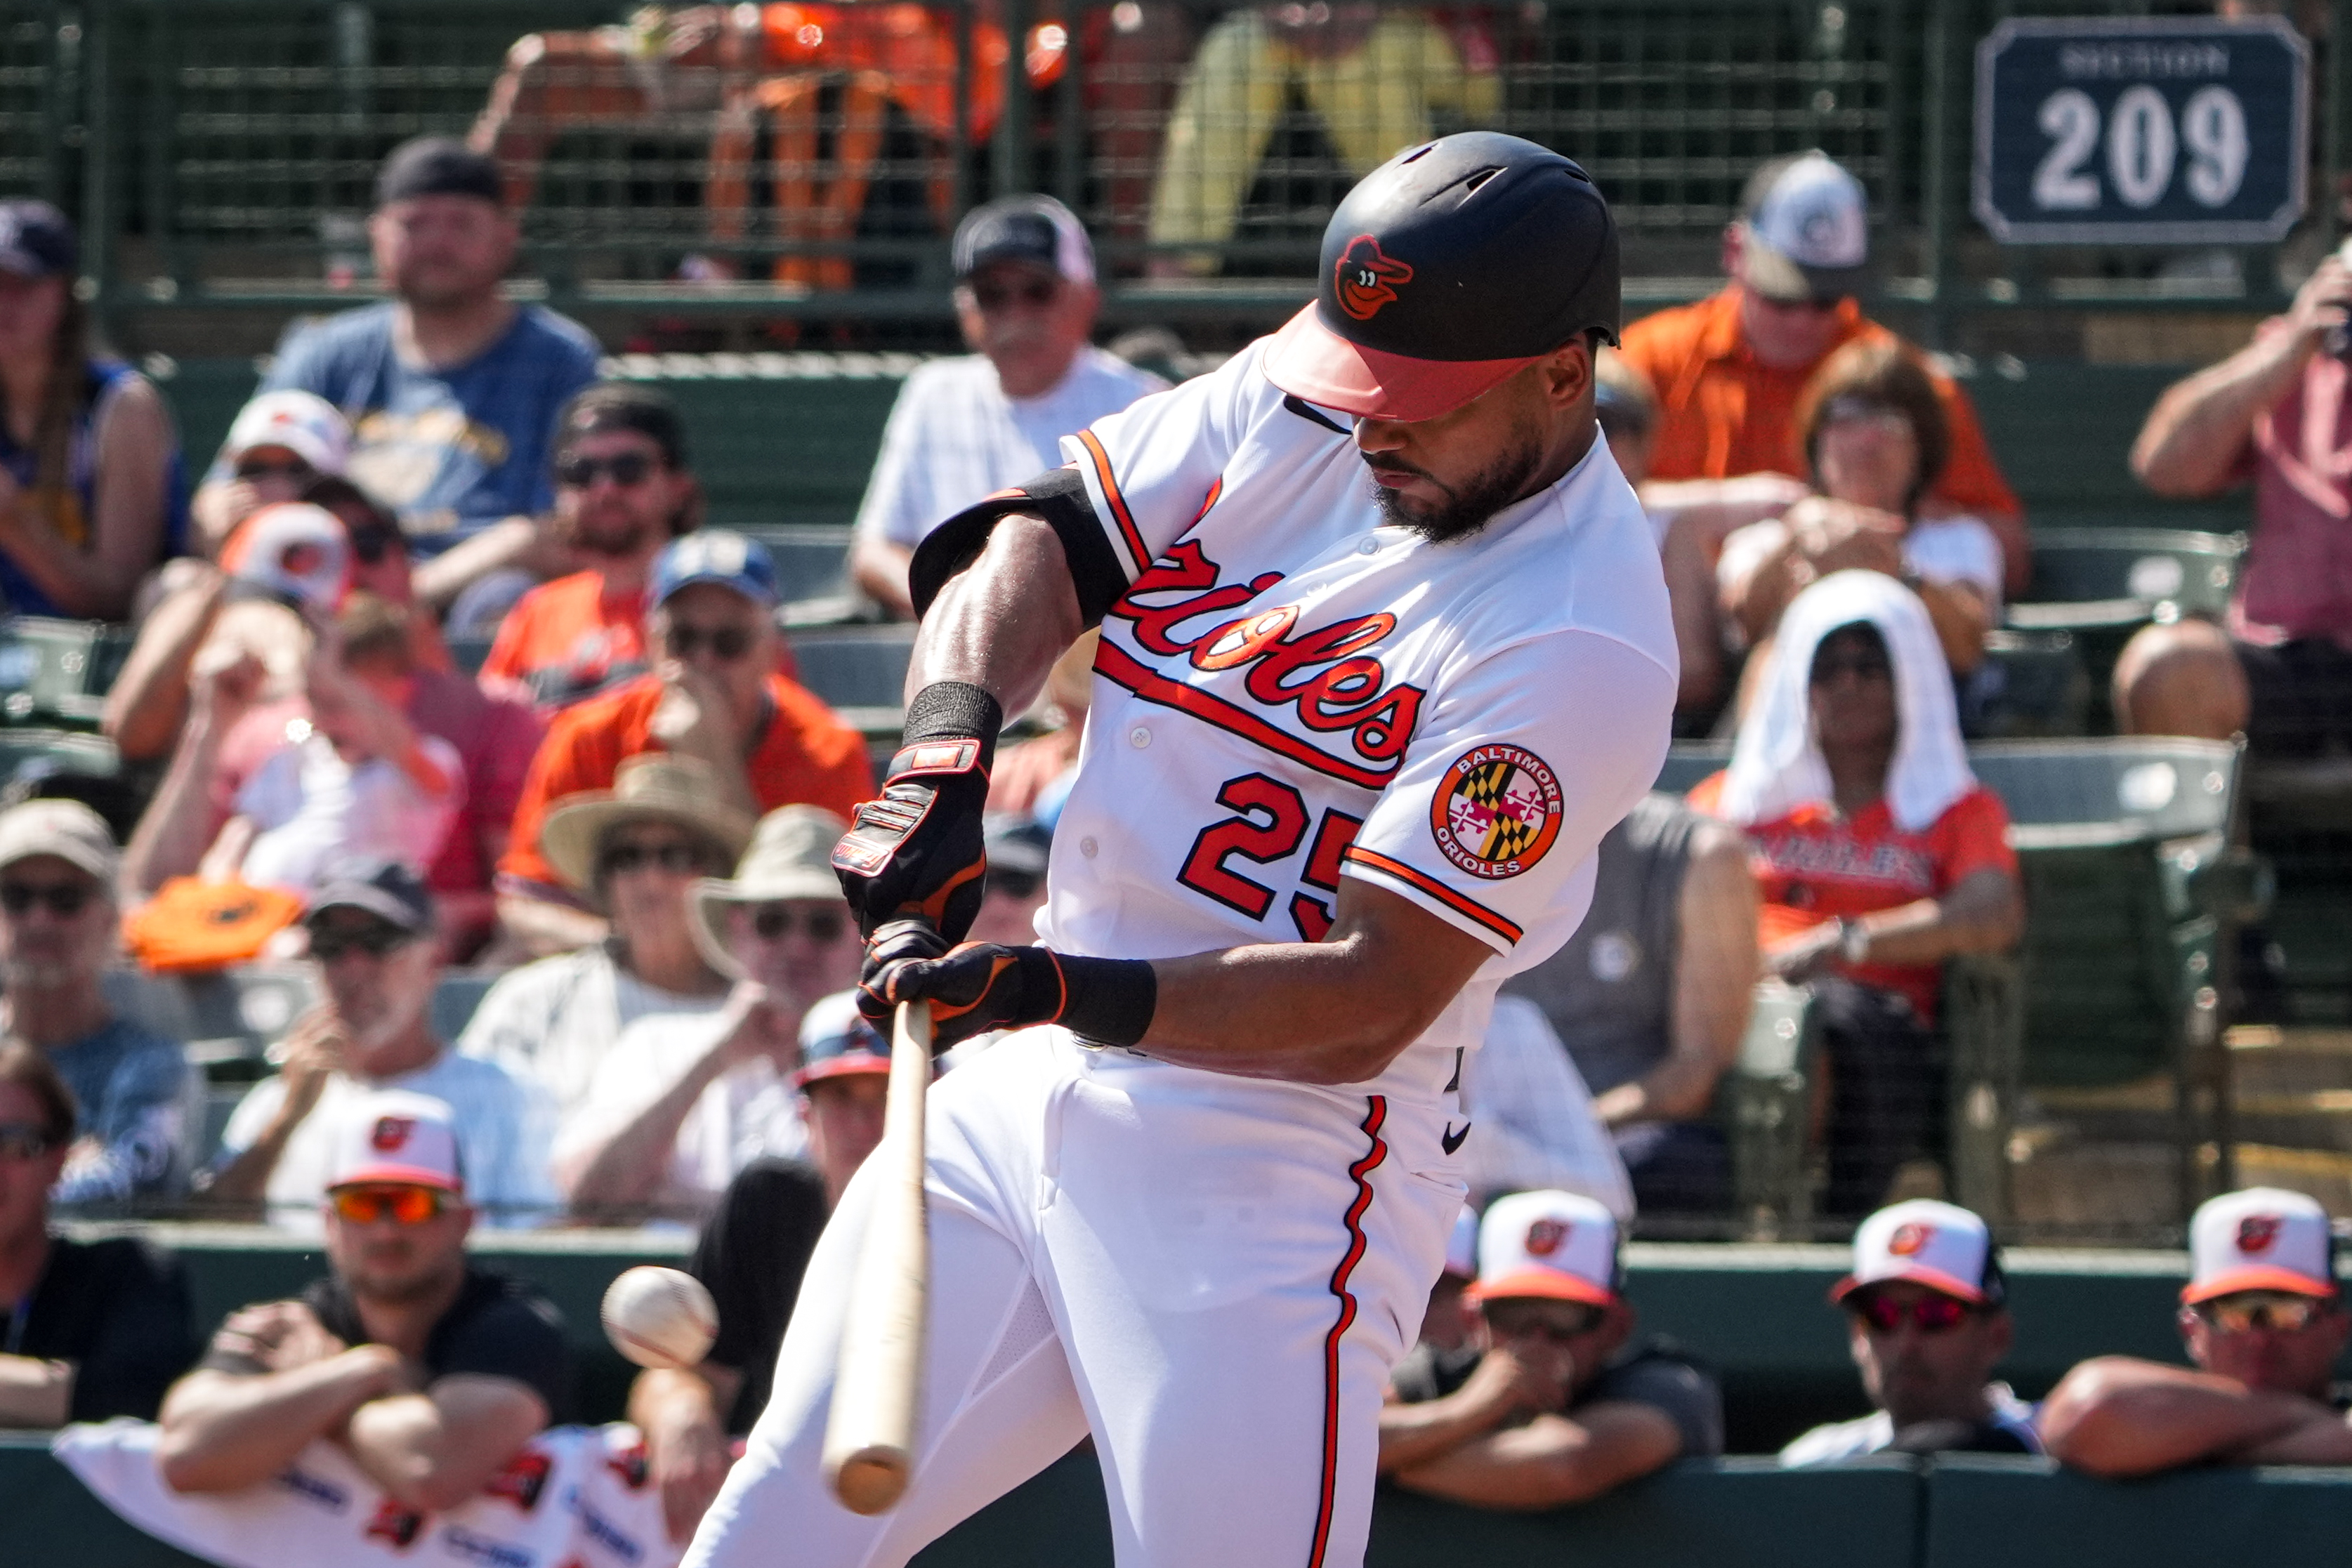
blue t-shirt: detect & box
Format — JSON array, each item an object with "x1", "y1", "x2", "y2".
[
  {"x1": 0, "y1": 358, "x2": 189, "y2": 617},
  {"x1": 48, "y1": 1017, "x2": 192, "y2": 1206},
  {"x1": 255, "y1": 303, "x2": 600, "y2": 552}
]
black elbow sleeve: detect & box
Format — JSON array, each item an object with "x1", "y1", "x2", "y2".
[{"x1": 909, "y1": 464, "x2": 1132, "y2": 627}]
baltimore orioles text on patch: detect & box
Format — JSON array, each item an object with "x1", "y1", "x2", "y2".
[{"x1": 1429, "y1": 743, "x2": 1564, "y2": 880}]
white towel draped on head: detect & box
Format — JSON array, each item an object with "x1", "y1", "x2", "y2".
[{"x1": 1717, "y1": 570, "x2": 1975, "y2": 834}]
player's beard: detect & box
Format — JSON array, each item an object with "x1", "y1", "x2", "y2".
[{"x1": 1367, "y1": 430, "x2": 1546, "y2": 544}]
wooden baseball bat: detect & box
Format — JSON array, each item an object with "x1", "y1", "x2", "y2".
[{"x1": 822, "y1": 1000, "x2": 932, "y2": 1515}]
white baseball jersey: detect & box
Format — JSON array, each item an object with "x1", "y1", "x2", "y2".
[
  {"x1": 685, "y1": 341, "x2": 1676, "y2": 1568},
  {"x1": 1044, "y1": 337, "x2": 1678, "y2": 1102}
]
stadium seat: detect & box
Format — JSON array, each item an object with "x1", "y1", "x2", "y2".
[
  {"x1": 0, "y1": 617, "x2": 136, "y2": 730},
  {"x1": 1716, "y1": 980, "x2": 1821, "y2": 1237},
  {"x1": 785, "y1": 621, "x2": 914, "y2": 735},
  {"x1": 1967, "y1": 630, "x2": 2089, "y2": 739},
  {"x1": 2004, "y1": 527, "x2": 2242, "y2": 633}
]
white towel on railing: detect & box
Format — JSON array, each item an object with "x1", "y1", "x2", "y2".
[
  {"x1": 52, "y1": 1418, "x2": 680, "y2": 1568},
  {"x1": 1716, "y1": 569, "x2": 1976, "y2": 834}
]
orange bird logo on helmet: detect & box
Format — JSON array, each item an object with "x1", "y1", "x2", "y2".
[{"x1": 1334, "y1": 235, "x2": 1413, "y2": 322}]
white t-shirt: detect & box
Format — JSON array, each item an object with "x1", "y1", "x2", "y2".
[
  {"x1": 1716, "y1": 512, "x2": 2005, "y2": 613},
  {"x1": 553, "y1": 1008, "x2": 809, "y2": 1215},
  {"x1": 853, "y1": 347, "x2": 1166, "y2": 551},
  {"x1": 236, "y1": 727, "x2": 465, "y2": 894},
  {"x1": 1779, "y1": 1382, "x2": 2042, "y2": 1465},
  {"x1": 217, "y1": 1050, "x2": 557, "y2": 1230},
  {"x1": 1040, "y1": 338, "x2": 1678, "y2": 1102},
  {"x1": 455, "y1": 944, "x2": 730, "y2": 1119},
  {"x1": 1459, "y1": 995, "x2": 1634, "y2": 1219}
]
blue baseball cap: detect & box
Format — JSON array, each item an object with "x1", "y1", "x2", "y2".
[
  {"x1": 0, "y1": 200, "x2": 77, "y2": 280},
  {"x1": 651, "y1": 529, "x2": 778, "y2": 610},
  {"x1": 794, "y1": 993, "x2": 895, "y2": 1088}
]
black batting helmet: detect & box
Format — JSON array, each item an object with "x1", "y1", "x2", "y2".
[{"x1": 1264, "y1": 132, "x2": 1620, "y2": 423}]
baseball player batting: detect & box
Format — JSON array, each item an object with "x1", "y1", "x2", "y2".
[{"x1": 684, "y1": 131, "x2": 1676, "y2": 1568}]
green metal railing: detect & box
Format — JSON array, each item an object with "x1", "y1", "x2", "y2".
[{"x1": 0, "y1": 0, "x2": 2340, "y2": 331}]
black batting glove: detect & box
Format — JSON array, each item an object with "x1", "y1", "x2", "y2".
[
  {"x1": 859, "y1": 930, "x2": 1056, "y2": 1049},
  {"x1": 832, "y1": 682, "x2": 1001, "y2": 942},
  {"x1": 857, "y1": 916, "x2": 1161, "y2": 1051}
]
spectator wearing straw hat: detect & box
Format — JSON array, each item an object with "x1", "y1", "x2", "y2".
[
  {"x1": 2043, "y1": 1188, "x2": 2352, "y2": 1475},
  {"x1": 206, "y1": 862, "x2": 554, "y2": 1230},
  {"x1": 459, "y1": 754, "x2": 754, "y2": 1124},
  {"x1": 1379, "y1": 1190, "x2": 1722, "y2": 1509},
  {"x1": 555, "y1": 805, "x2": 864, "y2": 1219},
  {"x1": 626, "y1": 1001, "x2": 907, "y2": 1541},
  {"x1": 495, "y1": 530, "x2": 871, "y2": 959},
  {"x1": 1782, "y1": 1199, "x2": 2040, "y2": 1465}
]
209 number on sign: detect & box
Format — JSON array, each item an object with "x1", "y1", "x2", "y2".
[{"x1": 2031, "y1": 84, "x2": 2247, "y2": 213}]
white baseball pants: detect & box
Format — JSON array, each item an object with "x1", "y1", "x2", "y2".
[{"x1": 682, "y1": 1027, "x2": 1464, "y2": 1568}]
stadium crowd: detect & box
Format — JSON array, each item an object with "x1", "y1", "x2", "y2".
[{"x1": 0, "y1": 126, "x2": 2346, "y2": 1553}]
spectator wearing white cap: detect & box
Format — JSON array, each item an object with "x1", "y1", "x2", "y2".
[
  {"x1": 189, "y1": 390, "x2": 353, "y2": 557},
  {"x1": 204, "y1": 861, "x2": 553, "y2": 1229},
  {"x1": 1379, "y1": 1191, "x2": 1722, "y2": 1510},
  {"x1": 847, "y1": 195, "x2": 1164, "y2": 618},
  {"x1": 1782, "y1": 1199, "x2": 2039, "y2": 1465},
  {"x1": 0, "y1": 799, "x2": 190, "y2": 1204},
  {"x1": 2043, "y1": 1187, "x2": 2352, "y2": 1476},
  {"x1": 159, "y1": 1088, "x2": 570, "y2": 1509},
  {"x1": 625, "y1": 1001, "x2": 905, "y2": 1540},
  {"x1": 556, "y1": 806, "x2": 862, "y2": 1220}
]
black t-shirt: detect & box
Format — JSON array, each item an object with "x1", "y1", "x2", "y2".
[
  {"x1": 14, "y1": 1234, "x2": 197, "y2": 1421},
  {"x1": 691, "y1": 1158, "x2": 830, "y2": 1434},
  {"x1": 1388, "y1": 1334, "x2": 1726, "y2": 1459},
  {"x1": 200, "y1": 1267, "x2": 573, "y2": 1422}
]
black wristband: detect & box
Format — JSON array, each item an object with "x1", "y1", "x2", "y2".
[
  {"x1": 1020, "y1": 949, "x2": 1157, "y2": 1048},
  {"x1": 901, "y1": 681, "x2": 1003, "y2": 769}
]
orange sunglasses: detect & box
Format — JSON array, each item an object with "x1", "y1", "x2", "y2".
[{"x1": 330, "y1": 1185, "x2": 450, "y2": 1225}]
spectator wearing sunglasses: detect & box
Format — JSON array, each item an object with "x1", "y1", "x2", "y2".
[
  {"x1": 847, "y1": 196, "x2": 1164, "y2": 619},
  {"x1": 459, "y1": 756, "x2": 752, "y2": 1129},
  {"x1": 204, "y1": 862, "x2": 555, "y2": 1230},
  {"x1": 0, "y1": 801, "x2": 191, "y2": 1206},
  {"x1": 626, "y1": 1001, "x2": 907, "y2": 1541},
  {"x1": 556, "y1": 805, "x2": 862, "y2": 1220},
  {"x1": 0, "y1": 1042, "x2": 197, "y2": 1425},
  {"x1": 480, "y1": 384, "x2": 702, "y2": 713},
  {"x1": 1620, "y1": 153, "x2": 2026, "y2": 635},
  {"x1": 1379, "y1": 1191, "x2": 1722, "y2": 1510},
  {"x1": 495, "y1": 531, "x2": 869, "y2": 959},
  {"x1": 1782, "y1": 1199, "x2": 2039, "y2": 1465},
  {"x1": 189, "y1": 390, "x2": 353, "y2": 558},
  {"x1": 2042, "y1": 1188, "x2": 2352, "y2": 1476},
  {"x1": 160, "y1": 1090, "x2": 570, "y2": 1506}
]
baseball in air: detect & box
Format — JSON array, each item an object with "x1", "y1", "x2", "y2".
[{"x1": 601, "y1": 1266, "x2": 718, "y2": 1370}]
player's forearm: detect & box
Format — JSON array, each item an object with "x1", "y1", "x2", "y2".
[
  {"x1": 2042, "y1": 1358, "x2": 2315, "y2": 1477},
  {"x1": 0, "y1": 1354, "x2": 74, "y2": 1428},
  {"x1": 157, "y1": 1355, "x2": 399, "y2": 1492},
  {"x1": 907, "y1": 515, "x2": 1082, "y2": 720}
]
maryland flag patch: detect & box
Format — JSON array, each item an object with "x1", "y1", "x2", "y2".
[{"x1": 1431, "y1": 744, "x2": 1564, "y2": 880}]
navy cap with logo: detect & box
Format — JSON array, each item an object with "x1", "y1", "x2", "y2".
[
  {"x1": 794, "y1": 993, "x2": 896, "y2": 1088},
  {"x1": 651, "y1": 529, "x2": 779, "y2": 610},
  {"x1": 952, "y1": 195, "x2": 1095, "y2": 285},
  {"x1": 0, "y1": 199, "x2": 77, "y2": 281},
  {"x1": 306, "y1": 858, "x2": 436, "y2": 934},
  {"x1": 1264, "y1": 132, "x2": 1620, "y2": 423},
  {"x1": 376, "y1": 136, "x2": 505, "y2": 209}
]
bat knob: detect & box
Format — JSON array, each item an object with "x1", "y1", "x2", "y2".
[{"x1": 829, "y1": 1449, "x2": 912, "y2": 1515}]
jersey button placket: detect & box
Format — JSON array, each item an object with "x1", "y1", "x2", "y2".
[{"x1": 1128, "y1": 725, "x2": 1152, "y2": 749}]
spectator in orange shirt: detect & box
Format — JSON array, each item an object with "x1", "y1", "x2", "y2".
[
  {"x1": 1621, "y1": 152, "x2": 2027, "y2": 605},
  {"x1": 1688, "y1": 570, "x2": 2021, "y2": 1217},
  {"x1": 480, "y1": 383, "x2": 701, "y2": 713},
  {"x1": 497, "y1": 531, "x2": 872, "y2": 957}
]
